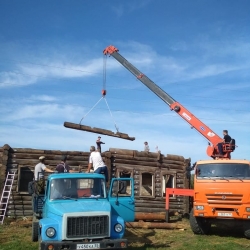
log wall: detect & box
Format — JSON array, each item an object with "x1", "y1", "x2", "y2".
[
  {"x1": 108, "y1": 148, "x2": 191, "y2": 219},
  {"x1": 0, "y1": 144, "x2": 191, "y2": 220}
]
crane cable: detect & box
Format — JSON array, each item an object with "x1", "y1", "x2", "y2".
[
  {"x1": 79, "y1": 55, "x2": 119, "y2": 133},
  {"x1": 102, "y1": 55, "x2": 119, "y2": 132}
]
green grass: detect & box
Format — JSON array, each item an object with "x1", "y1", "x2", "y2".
[{"x1": 0, "y1": 219, "x2": 250, "y2": 250}]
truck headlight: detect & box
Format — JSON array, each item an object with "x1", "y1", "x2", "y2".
[
  {"x1": 46, "y1": 227, "x2": 56, "y2": 238},
  {"x1": 195, "y1": 205, "x2": 204, "y2": 210},
  {"x1": 114, "y1": 223, "x2": 123, "y2": 233},
  {"x1": 246, "y1": 208, "x2": 250, "y2": 212}
]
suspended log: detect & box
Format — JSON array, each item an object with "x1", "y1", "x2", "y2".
[
  {"x1": 64, "y1": 122, "x2": 135, "y2": 141},
  {"x1": 126, "y1": 221, "x2": 183, "y2": 229}
]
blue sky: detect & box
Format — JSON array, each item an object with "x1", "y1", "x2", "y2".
[{"x1": 0, "y1": 0, "x2": 250, "y2": 163}]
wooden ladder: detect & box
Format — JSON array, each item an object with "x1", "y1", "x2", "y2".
[{"x1": 0, "y1": 172, "x2": 15, "y2": 224}]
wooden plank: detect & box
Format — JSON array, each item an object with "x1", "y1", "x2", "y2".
[{"x1": 64, "y1": 122, "x2": 135, "y2": 141}]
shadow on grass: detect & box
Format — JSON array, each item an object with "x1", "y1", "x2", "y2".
[
  {"x1": 209, "y1": 224, "x2": 245, "y2": 239},
  {"x1": 125, "y1": 228, "x2": 173, "y2": 249}
]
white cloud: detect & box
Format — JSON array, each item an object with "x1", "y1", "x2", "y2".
[
  {"x1": 29, "y1": 95, "x2": 57, "y2": 102},
  {"x1": 111, "y1": 1, "x2": 151, "y2": 18}
]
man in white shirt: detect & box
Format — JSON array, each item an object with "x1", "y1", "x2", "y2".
[
  {"x1": 87, "y1": 146, "x2": 108, "y2": 182},
  {"x1": 144, "y1": 141, "x2": 149, "y2": 152}
]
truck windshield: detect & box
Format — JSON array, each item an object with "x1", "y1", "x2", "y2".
[
  {"x1": 50, "y1": 178, "x2": 106, "y2": 200},
  {"x1": 196, "y1": 163, "x2": 250, "y2": 179}
]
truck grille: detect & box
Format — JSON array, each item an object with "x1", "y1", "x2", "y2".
[
  {"x1": 206, "y1": 194, "x2": 243, "y2": 205},
  {"x1": 66, "y1": 216, "x2": 109, "y2": 238}
]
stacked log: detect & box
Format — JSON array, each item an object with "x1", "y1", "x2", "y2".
[{"x1": 109, "y1": 148, "x2": 191, "y2": 219}]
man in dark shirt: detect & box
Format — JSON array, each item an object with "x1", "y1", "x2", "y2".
[
  {"x1": 56, "y1": 155, "x2": 72, "y2": 173},
  {"x1": 218, "y1": 130, "x2": 231, "y2": 155},
  {"x1": 223, "y1": 130, "x2": 231, "y2": 143},
  {"x1": 96, "y1": 136, "x2": 105, "y2": 153}
]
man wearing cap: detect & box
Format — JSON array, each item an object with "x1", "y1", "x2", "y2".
[
  {"x1": 87, "y1": 146, "x2": 108, "y2": 182},
  {"x1": 34, "y1": 156, "x2": 54, "y2": 194},
  {"x1": 96, "y1": 136, "x2": 105, "y2": 153},
  {"x1": 34, "y1": 156, "x2": 54, "y2": 181}
]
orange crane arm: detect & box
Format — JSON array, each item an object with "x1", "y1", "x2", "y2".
[{"x1": 103, "y1": 45, "x2": 232, "y2": 159}]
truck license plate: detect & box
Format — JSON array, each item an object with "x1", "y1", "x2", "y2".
[
  {"x1": 77, "y1": 243, "x2": 100, "y2": 249},
  {"x1": 218, "y1": 212, "x2": 232, "y2": 217}
]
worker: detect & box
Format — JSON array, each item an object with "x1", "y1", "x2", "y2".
[
  {"x1": 56, "y1": 155, "x2": 75, "y2": 173},
  {"x1": 218, "y1": 130, "x2": 232, "y2": 155},
  {"x1": 34, "y1": 156, "x2": 54, "y2": 180},
  {"x1": 87, "y1": 146, "x2": 108, "y2": 182},
  {"x1": 96, "y1": 136, "x2": 105, "y2": 153},
  {"x1": 34, "y1": 156, "x2": 54, "y2": 194},
  {"x1": 155, "y1": 146, "x2": 161, "y2": 153},
  {"x1": 144, "y1": 141, "x2": 150, "y2": 152}
]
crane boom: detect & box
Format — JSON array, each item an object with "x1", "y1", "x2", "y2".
[{"x1": 103, "y1": 45, "x2": 234, "y2": 159}]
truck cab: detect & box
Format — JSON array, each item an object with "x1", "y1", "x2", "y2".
[
  {"x1": 32, "y1": 173, "x2": 134, "y2": 250},
  {"x1": 190, "y1": 159, "x2": 250, "y2": 238}
]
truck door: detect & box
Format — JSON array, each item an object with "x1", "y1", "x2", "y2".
[{"x1": 108, "y1": 178, "x2": 135, "y2": 222}]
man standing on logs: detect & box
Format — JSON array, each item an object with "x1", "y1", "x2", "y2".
[
  {"x1": 87, "y1": 146, "x2": 108, "y2": 182},
  {"x1": 34, "y1": 156, "x2": 54, "y2": 193},
  {"x1": 144, "y1": 141, "x2": 150, "y2": 152},
  {"x1": 96, "y1": 136, "x2": 105, "y2": 153}
]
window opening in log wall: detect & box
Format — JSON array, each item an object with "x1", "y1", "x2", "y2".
[
  {"x1": 111, "y1": 179, "x2": 132, "y2": 197},
  {"x1": 18, "y1": 166, "x2": 34, "y2": 193},
  {"x1": 162, "y1": 174, "x2": 176, "y2": 198},
  {"x1": 140, "y1": 172, "x2": 154, "y2": 197}
]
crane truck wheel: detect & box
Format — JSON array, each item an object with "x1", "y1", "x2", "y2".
[
  {"x1": 189, "y1": 208, "x2": 211, "y2": 235},
  {"x1": 244, "y1": 228, "x2": 250, "y2": 239}
]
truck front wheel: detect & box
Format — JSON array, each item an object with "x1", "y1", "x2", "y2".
[
  {"x1": 32, "y1": 219, "x2": 39, "y2": 242},
  {"x1": 189, "y1": 208, "x2": 211, "y2": 235}
]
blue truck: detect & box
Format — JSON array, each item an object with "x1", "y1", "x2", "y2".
[{"x1": 31, "y1": 173, "x2": 134, "y2": 250}]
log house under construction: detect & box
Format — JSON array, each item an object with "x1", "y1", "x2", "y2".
[{"x1": 0, "y1": 144, "x2": 191, "y2": 221}]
